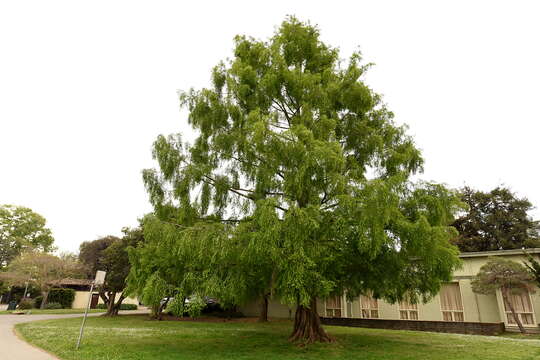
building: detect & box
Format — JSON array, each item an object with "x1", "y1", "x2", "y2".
[
  {"x1": 239, "y1": 248, "x2": 540, "y2": 333},
  {"x1": 52, "y1": 278, "x2": 139, "y2": 309}
]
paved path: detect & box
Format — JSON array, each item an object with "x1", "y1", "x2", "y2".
[{"x1": 0, "y1": 310, "x2": 149, "y2": 359}]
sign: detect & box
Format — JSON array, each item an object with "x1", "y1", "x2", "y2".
[{"x1": 94, "y1": 270, "x2": 106, "y2": 285}]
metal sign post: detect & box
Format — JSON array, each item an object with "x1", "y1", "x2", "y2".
[{"x1": 76, "y1": 270, "x2": 106, "y2": 350}]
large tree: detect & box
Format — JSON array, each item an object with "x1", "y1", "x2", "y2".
[
  {"x1": 141, "y1": 17, "x2": 463, "y2": 343},
  {"x1": 79, "y1": 228, "x2": 143, "y2": 316},
  {"x1": 451, "y1": 187, "x2": 540, "y2": 252},
  {"x1": 472, "y1": 257, "x2": 535, "y2": 334},
  {"x1": 1, "y1": 251, "x2": 83, "y2": 309},
  {"x1": 0, "y1": 205, "x2": 55, "y2": 269}
]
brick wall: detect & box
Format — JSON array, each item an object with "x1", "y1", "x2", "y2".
[{"x1": 320, "y1": 317, "x2": 505, "y2": 335}]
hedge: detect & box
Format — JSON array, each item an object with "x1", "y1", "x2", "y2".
[
  {"x1": 96, "y1": 303, "x2": 138, "y2": 310},
  {"x1": 47, "y1": 288, "x2": 76, "y2": 309}
]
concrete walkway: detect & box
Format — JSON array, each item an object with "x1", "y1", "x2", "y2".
[{"x1": 0, "y1": 310, "x2": 149, "y2": 359}]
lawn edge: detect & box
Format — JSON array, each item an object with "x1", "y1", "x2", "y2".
[{"x1": 13, "y1": 322, "x2": 64, "y2": 360}]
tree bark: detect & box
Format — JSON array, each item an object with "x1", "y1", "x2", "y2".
[
  {"x1": 289, "y1": 298, "x2": 334, "y2": 343},
  {"x1": 40, "y1": 290, "x2": 49, "y2": 310},
  {"x1": 502, "y1": 289, "x2": 526, "y2": 334},
  {"x1": 259, "y1": 294, "x2": 269, "y2": 322},
  {"x1": 105, "y1": 292, "x2": 127, "y2": 316}
]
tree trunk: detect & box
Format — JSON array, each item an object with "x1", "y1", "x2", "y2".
[
  {"x1": 502, "y1": 289, "x2": 526, "y2": 334},
  {"x1": 259, "y1": 294, "x2": 269, "y2": 322},
  {"x1": 289, "y1": 298, "x2": 334, "y2": 343},
  {"x1": 40, "y1": 290, "x2": 49, "y2": 310},
  {"x1": 107, "y1": 293, "x2": 126, "y2": 316}
]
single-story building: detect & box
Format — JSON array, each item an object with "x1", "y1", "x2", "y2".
[
  {"x1": 52, "y1": 278, "x2": 139, "y2": 309},
  {"x1": 239, "y1": 248, "x2": 540, "y2": 333}
]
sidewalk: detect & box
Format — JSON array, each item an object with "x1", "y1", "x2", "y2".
[{"x1": 0, "y1": 310, "x2": 149, "y2": 359}]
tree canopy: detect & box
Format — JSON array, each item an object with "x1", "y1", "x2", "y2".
[
  {"x1": 451, "y1": 187, "x2": 540, "y2": 252},
  {"x1": 79, "y1": 228, "x2": 143, "y2": 315},
  {"x1": 0, "y1": 204, "x2": 55, "y2": 269},
  {"x1": 137, "y1": 17, "x2": 464, "y2": 343},
  {"x1": 471, "y1": 257, "x2": 535, "y2": 333}
]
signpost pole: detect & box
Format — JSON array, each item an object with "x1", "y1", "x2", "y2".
[
  {"x1": 76, "y1": 270, "x2": 105, "y2": 350},
  {"x1": 76, "y1": 282, "x2": 94, "y2": 350}
]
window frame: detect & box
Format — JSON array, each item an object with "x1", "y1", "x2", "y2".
[
  {"x1": 439, "y1": 282, "x2": 465, "y2": 322},
  {"x1": 325, "y1": 295, "x2": 343, "y2": 318},
  {"x1": 360, "y1": 294, "x2": 379, "y2": 319},
  {"x1": 500, "y1": 288, "x2": 537, "y2": 328}
]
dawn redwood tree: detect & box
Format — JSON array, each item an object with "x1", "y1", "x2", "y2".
[
  {"x1": 472, "y1": 257, "x2": 535, "y2": 334},
  {"x1": 452, "y1": 187, "x2": 540, "y2": 252},
  {"x1": 142, "y1": 17, "x2": 463, "y2": 343}
]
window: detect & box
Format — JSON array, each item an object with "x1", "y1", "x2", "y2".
[
  {"x1": 399, "y1": 298, "x2": 418, "y2": 320},
  {"x1": 325, "y1": 296, "x2": 342, "y2": 318},
  {"x1": 504, "y1": 290, "x2": 535, "y2": 326},
  {"x1": 440, "y1": 283, "x2": 464, "y2": 322},
  {"x1": 360, "y1": 294, "x2": 379, "y2": 319}
]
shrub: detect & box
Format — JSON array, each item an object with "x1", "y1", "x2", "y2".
[
  {"x1": 166, "y1": 295, "x2": 186, "y2": 317},
  {"x1": 44, "y1": 302, "x2": 62, "y2": 310},
  {"x1": 18, "y1": 298, "x2": 35, "y2": 310},
  {"x1": 120, "y1": 303, "x2": 138, "y2": 310},
  {"x1": 186, "y1": 296, "x2": 206, "y2": 318},
  {"x1": 47, "y1": 288, "x2": 75, "y2": 309},
  {"x1": 96, "y1": 303, "x2": 138, "y2": 310},
  {"x1": 34, "y1": 296, "x2": 43, "y2": 308}
]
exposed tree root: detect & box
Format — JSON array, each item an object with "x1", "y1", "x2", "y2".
[{"x1": 289, "y1": 299, "x2": 334, "y2": 344}]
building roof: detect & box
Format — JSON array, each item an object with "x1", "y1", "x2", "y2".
[
  {"x1": 459, "y1": 248, "x2": 540, "y2": 258},
  {"x1": 49, "y1": 278, "x2": 92, "y2": 286}
]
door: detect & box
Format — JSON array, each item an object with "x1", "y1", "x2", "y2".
[{"x1": 90, "y1": 293, "x2": 99, "y2": 309}]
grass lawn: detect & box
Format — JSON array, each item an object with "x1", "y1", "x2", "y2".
[
  {"x1": 15, "y1": 315, "x2": 540, "y2": 360},
  {"x1": 1, "y1": 308, "x2": 106, "y2": 315}
]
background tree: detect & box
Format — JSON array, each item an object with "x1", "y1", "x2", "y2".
[
  {"x1": 452, "y1": 187, "x2": 540, "y2": 252},
  {"x1": 79, "y1": 228, "x2": 143, "y2": 316},
  {"x1": 471, "y1": 257, "x2": 535, "y2": 333},
  {"x1": 140, "y1": 17, "x2": 463, "y2": 343},
  {"x1": 0, "y1": 205, "x2": 55, "y2": 269},
  {"x1": 0, "y1": 251, "x2": 84, "y2": 309}
]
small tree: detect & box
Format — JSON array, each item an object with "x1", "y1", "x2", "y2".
[
  {"x1": 79, "y1": 228, "x2": 143, "y2": 316},
  {"x1": 471, "y1": 257, "x2": 535, "y2": 333},
  {"x1": 1, "y1": 252, "x2": 83, "y2": 309}
]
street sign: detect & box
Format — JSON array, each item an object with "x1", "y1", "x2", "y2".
[{"x1": 94, "y1": 270, "x2": 106, "y2": 285}]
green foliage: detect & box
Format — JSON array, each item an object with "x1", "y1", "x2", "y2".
[
  {"x1": 18, "y1": 298, "x2": 35, "y2": 310},
  {"x1": 79, "y1": 227, "x2": 144, "y2": 314},
  {"x1": 0, "y1": 204, "x2": 55, "y2": 269},
  {"x1": 524, "y1": 252, "x2": 540, "y2": 286},
  {"x1": 44, "y1": 302, "x2": 62, "y2": 310},
  {"x1": 167, "y1": 294, "x2": 186, "y2": 317},
  {"x1": 452, "y1": 187, "x2": 540, "y2": 252},
  {"x1": 471, "y1": 257, "x2": 535, "y2": 295},
  {"x1": 34, "y1": 296, "x2": 43, "y2": 308},
  {"x1": 135, "y1": 16, "x2": 463, "y2": 329},
  {"x1": 141, "y1": 272, "x2": 171, "y2": 317},
  {"x1": 47, "y1": 288, "x2": 75, "y2": 309},
  {"x1": 185, "y1": 296, "x2": 206, "y2": 318}
]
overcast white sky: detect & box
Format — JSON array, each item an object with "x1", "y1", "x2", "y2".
[{"x1": 1, "y1": 1, "x2": 539, "y2": 253}]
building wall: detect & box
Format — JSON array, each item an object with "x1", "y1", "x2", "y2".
[
  {"x1": 238, "y1": 250, "x2": 540, "y2": 330},
  {"x1": 72, "y1": 291, "x2": 139, "y2": 309}
]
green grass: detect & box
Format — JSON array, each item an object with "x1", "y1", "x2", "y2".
[
  {"x1": 16, "y1": 315, "x2": 540, "y2": 360},
  {"x1": 1, "y1": 308, "x2": 106, "y2": 315}
]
